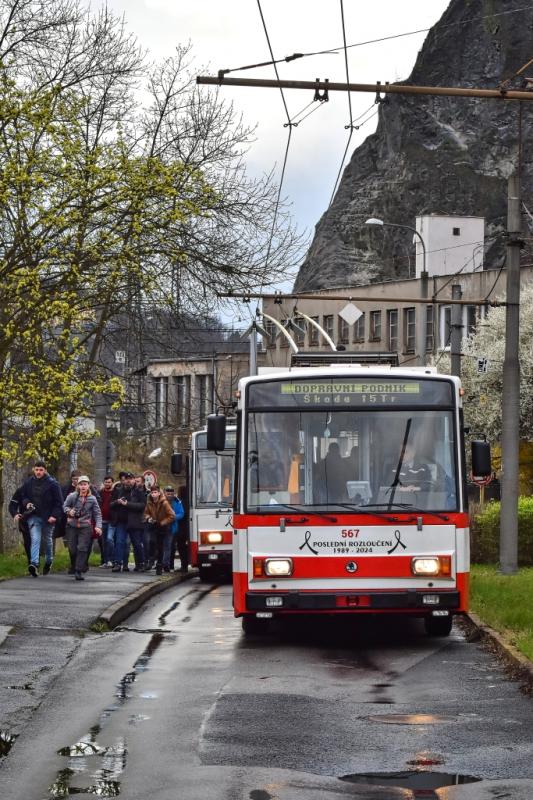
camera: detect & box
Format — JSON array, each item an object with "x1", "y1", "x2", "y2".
[{"x1": 71, "y1": 508, "x2": 82, "y2": 518}]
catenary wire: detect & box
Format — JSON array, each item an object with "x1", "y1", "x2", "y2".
[
  {"x1": 216, "y1": 6, "x2": 533, "y2": 75},
  {"x1": 329, "y1": 0, "x2": 354, "y2": 207}
]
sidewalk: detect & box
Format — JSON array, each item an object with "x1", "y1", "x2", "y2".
[{"x1": 0, "y1": 567, "x2": 195, "y2": 750}]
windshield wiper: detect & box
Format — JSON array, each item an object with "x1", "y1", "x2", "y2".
[
  {"x1": 257, "y1": 502, "x2": 337, "y2": 523},
  {"x1": 327, "y1": 502, "x2": 401, "y2": 523},
  {"x1": 364, "y1": 502, "x2": 450, "y2": 522}
]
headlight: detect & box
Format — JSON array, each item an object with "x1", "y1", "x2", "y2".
[
  {"x1": 264, "y1": 558, "x2": 293, "y2": 577},
  {"x1": 201, "y1": 531, "x2": 223, "y2": 545},
  {"x1": 411, "y1": 557, "x2": 447, "y2": 577}
]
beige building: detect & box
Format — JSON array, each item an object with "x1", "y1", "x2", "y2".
[
  {"x1": 259, "y1": 267, "x2": 533, "y2": 369},
  {"x1": 144, "y1": 352, "x2": 249, "y2": 435}
]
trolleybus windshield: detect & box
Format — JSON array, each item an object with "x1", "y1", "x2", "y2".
[
  {"x1": 195, "y1": 430, "x2": 236, "y2": 508},
  {"x1": 245, "y1": 378, "x2": 458, "y2": 513}
]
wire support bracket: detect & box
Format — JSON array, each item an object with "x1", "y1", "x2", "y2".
[
  {"x1": 375, "y1": 80, "x2": 390, "y2": 104},
  {"x1": 314, "y1": 77, "x2": 329, "y2": 102}
]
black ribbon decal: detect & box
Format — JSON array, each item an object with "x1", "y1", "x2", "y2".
[
  {"x1": 388, "y1": 529, "x2": 407, "y2": 555},
  {"x1": 299, "y1": 530, "x2": 318, "y2": 555}
]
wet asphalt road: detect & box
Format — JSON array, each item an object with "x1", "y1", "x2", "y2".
[{"x1": 0, "y1": 578, "x2": 532, "y2": 800}]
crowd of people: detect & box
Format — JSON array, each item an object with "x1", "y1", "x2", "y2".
[{"x1": 9, "y1": 460, "x2": 188, "y2": 582}]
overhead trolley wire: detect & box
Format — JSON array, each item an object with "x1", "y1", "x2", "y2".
[
  {"x1": 216, "y1": 6, "x2": 533, "y2": 78},
  {"x1": 329, "y1": 0, "x2": 354, "y2": 207},
  {"x1": 256, "y1": 0, "x2": 295, "y2": 275}
]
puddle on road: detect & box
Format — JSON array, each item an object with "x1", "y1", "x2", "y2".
[
  {"x1": 339, "y1": 771, "x2": 481, "y2": 795},
  {"x1": 0, "y1": 730, "x2": 18, "y2": 758},
  {"x1": 49, "y1": 631, "x2": 167, "y2": 797}
]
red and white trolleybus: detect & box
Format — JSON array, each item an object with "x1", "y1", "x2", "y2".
[
  {"x1": 173, "y1": 426, "x2": 236, "y2": 581},
  {"x1": 207, "y1": 366, "x2": 491, "y2": 635}
]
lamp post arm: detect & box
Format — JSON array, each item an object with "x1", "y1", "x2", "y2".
[{"x1": 381, "y1": 221, "x2": 427, "y2": 273}]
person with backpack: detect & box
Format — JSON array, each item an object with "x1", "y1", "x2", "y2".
[{"x1": 143, "y1": 486, "x2": 176, "y2": 575}]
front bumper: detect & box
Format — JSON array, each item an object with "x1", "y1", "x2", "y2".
[{"x1": 245, "y1": 590, "x2": 460, "y2": 612}]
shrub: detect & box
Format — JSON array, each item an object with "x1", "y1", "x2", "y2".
[{"x1": 471, "y1": 497, "x2": 533, "y2": 565}]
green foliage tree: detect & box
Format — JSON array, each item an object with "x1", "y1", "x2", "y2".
[
  {"x1": 437, "y1": 283, "x2": 533, "y2": 443},
  {"x1": 0, "y1": 1, "x2": 304, "y2": 547}
]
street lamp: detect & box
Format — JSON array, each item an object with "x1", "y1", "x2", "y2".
[
  {"x1": 365, "y1": 217, "x2": 429, "y2": 366},
  {"x1": 365, "y1": 217, "x2": 427, "y2": 276}
]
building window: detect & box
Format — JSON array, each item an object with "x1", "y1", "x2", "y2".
[
  {"x1": 338, "y1": 316, "x2": 349, "y2": 344},
  {"x1": 465, "y1": 305, "x2": 477, "y2": 337},
  {"x1": 403, "y1": 307, "x2": 416, "y2": 353},
  {"x1": 387, "y1": 309, "x2": 398, "y2": 351},
  {"x1": 309, "y1": 316, "x2": 319, "y2": 346},
  {"x1": 263, "y1": 319, "x2": 275, "y2": 348},
  {"x1": 353, "y1": 312, "x2": 365, "y2": 343},
  {"x1": 452, "y1": 227, "x2": 460, "y2": 236},
  {"x1": 369, "y1": 310, "x2": 381, "y2": 342},
  {"x1": 440, "y1": 305, "x2": 452, "y2": 349},
  {"x1": 198, "y1": 374, "x2": 212, "y2": 425},
  {"x1": 154, "y1": 376, "x2": 169, "y2": 428},
  {"x1": 425, "y1": 305, "x2": 434, "y2": 354},
  {"x1": 294, "y1": 319, "x2": 305, "y2": 347},
  {"x1": 323, "y1": 315, "x2": 334, "y2": 344},
  {"x1": 175, "y1": 375, "x2": 191, "y2": 428}
]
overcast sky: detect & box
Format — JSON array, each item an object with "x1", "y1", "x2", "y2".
[{"x1": 90, "y1": 1, "x2": 451, "y2": 307}]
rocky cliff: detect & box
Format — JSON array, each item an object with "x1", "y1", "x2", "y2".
[{"x1": 294, "y1": 0, "x2": 533, "y2": 292}]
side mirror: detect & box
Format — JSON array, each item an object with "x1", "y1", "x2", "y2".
[
  {"x1": 171, "y1": 453, "x2": 183, "y2": 475},
  {"x1": 207, "y1": 414, "x2": 226, "y2": 451},
  {"x1": 471, "y1": 440, "x2": 491, "y2": 478}
]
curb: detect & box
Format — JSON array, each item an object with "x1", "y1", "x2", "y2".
[
  {"x1": 463, "y1": 612, "x2": 533, "y2": 693},
  {"x1": 95, "y1": 569, "x2": 198, "y2": 629}
]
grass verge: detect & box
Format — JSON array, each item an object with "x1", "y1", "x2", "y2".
[
  {"x1": 0, "y1": 542, "x2": 101, "y2": 580},
  {"x1": 470, "y1": 564, "x2": 533, "y2": 660}
]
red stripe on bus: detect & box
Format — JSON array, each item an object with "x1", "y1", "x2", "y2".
[
  {"x1": 252, "y1": 556, "x2": 455, "y2": 580},
  {"x1": 233, "y1": 513, "x2": 469, "y2": 528}
]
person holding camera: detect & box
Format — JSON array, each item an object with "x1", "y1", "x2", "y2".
[
  {"x1": 63, "y1": 476, "x2": 102, "y2": 581},
  {"x1": 143, "y1": 486, "x2": 175, "y2": 575},
  {"x1": 20, "y1": 461, "x2": 63, "y2": 577}
]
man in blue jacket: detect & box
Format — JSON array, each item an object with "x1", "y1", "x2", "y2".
[
  {"x1": 164, "y1": 486, "x2": 186, "y2": 572},
  {"x1": 19, "y1": 460, "x2": 63, "y2": 577}
]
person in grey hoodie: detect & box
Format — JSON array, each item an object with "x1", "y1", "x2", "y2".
[{"x1": 63, "y1": 476, "x2": 102, "y2": 581}]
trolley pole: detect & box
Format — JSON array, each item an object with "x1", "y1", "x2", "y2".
[{"x1": 500, "y1": 174, "x2": 522, "y2": 574}]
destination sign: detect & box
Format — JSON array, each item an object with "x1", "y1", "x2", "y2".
[
  {"x1": 248, "y1": 378, "x2": 453, "y2": 408},
  {"x1": 281, "y1": 382, "x2": 419, "y2": 396}
]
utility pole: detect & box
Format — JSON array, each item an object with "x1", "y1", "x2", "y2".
[
  {"x1": 500, "y1": 174, "x2": 522, "y2": 575},
  {"x1": 249, "y1": 324, "x2": 258, "y2": 376},
  {"x1": 93, "y1": 399, "x2": 108, "y2": 487},
  {"x1": 450, "y1": 284, "x2": 463, "y2": 378}
]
